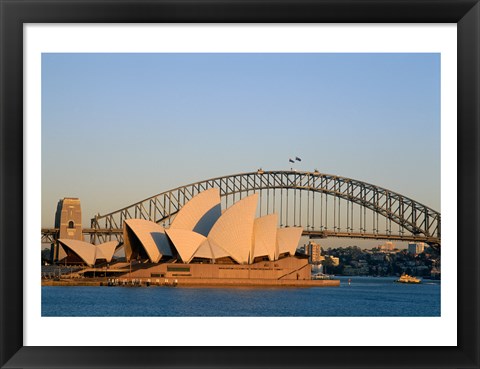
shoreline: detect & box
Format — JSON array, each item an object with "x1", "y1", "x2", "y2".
[{"x1": 42, "y1": 277, "x2": 340, "y2": 288}]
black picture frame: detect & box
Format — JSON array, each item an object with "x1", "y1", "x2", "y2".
[{"x1": 1, "y1": 1, "x2": 479, "y2": 368}]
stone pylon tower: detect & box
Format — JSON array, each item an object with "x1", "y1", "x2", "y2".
[
  {"x1": 52, "y1": 198, "x2": 83, "y2": 262},
  {"x1": 55, "y1": 197, "x2": 83, "y2": 240}
]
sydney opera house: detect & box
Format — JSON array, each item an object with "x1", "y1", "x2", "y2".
[{"x1": 55, "y1": 189, "x2": 337, "y2": 286}]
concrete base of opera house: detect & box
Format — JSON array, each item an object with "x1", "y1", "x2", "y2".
[
  {"x1": 42, "y1": 256, "x2": 340, "y2": 287},
  {"x1": 42, "y1": 278, "x2": 340, "y2": 287}
]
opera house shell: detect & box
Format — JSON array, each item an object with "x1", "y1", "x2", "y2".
[
  {"x1": 50, "y1": 189, "x2": 340, "y2": 286},
  {"x1": 57, "y1": 239, "x2": 118, "y2": 267},
  {"x1": 123, "y1": 188, "x2": 304, "y2": 265}
]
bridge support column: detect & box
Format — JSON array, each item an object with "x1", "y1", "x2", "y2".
[{"x1": 55, "y1": 197, "x2": 83, "y2": 241}]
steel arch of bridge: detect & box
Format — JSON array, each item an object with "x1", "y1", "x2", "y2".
[{"x1": 90, "y1": 170, "x2": 440, "y2": 246}]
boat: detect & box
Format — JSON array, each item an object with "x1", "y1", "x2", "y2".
[
  {"x1": 396, "y1": 273, "x2": 421, "y2": 284},
  {"x1": 312, "y1": 273, "x2": 335, "y2": 280}
]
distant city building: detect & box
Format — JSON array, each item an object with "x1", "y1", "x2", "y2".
[
  {"x1": 325, "y1": 255, "x2": 340, "y2": 266},
  {"x1": 430, "y1": 266, "x2": 441, "y2": 279},
  {"x1": 307, "y1": 241, "x2": 322, "y2": 264},
  {"x1": 378, "y1": 241, "x2": 395, "y2": 251},
  {"x1": 372, "y1": 253, "x2": 385, "y2": 262},
  {"x1": 408, "y1": 242, "x2": 425, "y2": 254}
]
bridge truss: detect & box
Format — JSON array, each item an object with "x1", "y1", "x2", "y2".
[{"x1": 88, "y1": 171, "x2": 440, "y2": 247}]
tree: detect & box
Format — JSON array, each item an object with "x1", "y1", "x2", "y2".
[{"x1": 41, "y1": 247, "x2": 52, "y2": 265}]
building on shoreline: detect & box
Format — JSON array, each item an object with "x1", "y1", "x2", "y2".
[
  {"x1": 408, "y1": 242, "x2": 426, "y2": 254},
  {"x1": 50, "y1": 189, "x2": 336, "y2": 286},
  {"x1": 123, "y1": 189, "x2": 304, "y2": 266}
]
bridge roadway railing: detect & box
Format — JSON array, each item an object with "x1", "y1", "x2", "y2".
[
  {"x1": 42, "y1": 228, "x2": 439, "y2": 247},
  {"x1": 88, "y1": 171, "x2": 440, "y2": 246}
]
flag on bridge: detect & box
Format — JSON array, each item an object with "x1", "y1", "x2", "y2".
[
  {"x1": 289, "y1": 158, "x2": 295, "y2": 163},
  {"x1": 295, "y1": 156, "x2": 302, "y2": 162}
]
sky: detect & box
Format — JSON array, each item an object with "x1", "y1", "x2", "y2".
[{"x1": 41, "y1": 53, "x2": 440, "y2": 248}]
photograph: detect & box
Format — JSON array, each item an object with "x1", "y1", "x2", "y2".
[
  {"x1": 1, "y1": 0, "x2": 479, "y2": 367},
  {"x1": 40, "y1": 52, "x2": 441, "y2": 317}
]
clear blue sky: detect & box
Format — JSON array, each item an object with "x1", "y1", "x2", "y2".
[{"x1": 42, "y1": 53, "x2": 440, "y2": 248}]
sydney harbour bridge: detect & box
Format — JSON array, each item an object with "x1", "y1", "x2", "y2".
[{"x1": 42, "y1": 170, "x2": 441, "y2": 248}]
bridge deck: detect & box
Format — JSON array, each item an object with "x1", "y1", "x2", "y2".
[{"x1": 42, "y1": 228, "x2": 439, "y2": 244}]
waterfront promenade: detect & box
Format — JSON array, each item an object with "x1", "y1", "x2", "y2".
[{"x1": 42, "y1": 277, "x2": 340, "y2": 288}]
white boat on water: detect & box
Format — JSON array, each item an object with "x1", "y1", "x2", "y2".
[{"x1": 312, "y1": 273, "x2": 335, "y2": 280}]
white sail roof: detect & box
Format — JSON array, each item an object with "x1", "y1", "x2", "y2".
[
  {"x1": 165, "y1": 228, "x2": 206, "y2": 263},
  {"x1": 118, "y1": 190, "x2": 307, "y2": 265},
  {"x1": 170, "y1": 188, "x2": 221, "y2": 236},
  {"x1": 124, "y1": 219, "x2": 172, "y2": 263},
  {"x1": 57, "y1": 244, "x2": 67, "y2": 261},
  {"x1": 207, "y1": 193, "x2": 258, "y2": 264},
  {"x1": 57, "y1": 239, "x2": 119, "y2": 266},
  {"x1": 276, "y1": 227, "x2": 303, "y2": 257},
  {"x1": 192, "y1": 239, "x2": 230, "y2": 260},
  {"x1": 208, "y1": 239, "x2": 231, "y2": 260},
  {"x1": 58, "y1": 239, "x2": 96, "y2": 266},
  {"x1": 252, "y1": 213, "x2": 278, "y2": 262},
  {"x1": 95, "y1": 241, "x2": 118, "y2": 262},
  {"x1": 193, "y1": 239, "x2": 214, "y2": 259}
]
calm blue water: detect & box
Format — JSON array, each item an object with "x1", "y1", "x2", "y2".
[{"x1": 42, "y1": 276, "x2": 440, "y2": 317}]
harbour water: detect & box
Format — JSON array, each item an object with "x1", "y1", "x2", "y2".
[{"x1": 41, "y1": 276, "x2": 440, "y2": 317}]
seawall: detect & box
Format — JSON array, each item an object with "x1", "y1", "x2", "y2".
[{"x1": 42, "y1": 277, "x2": 340, "y2": 288}]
